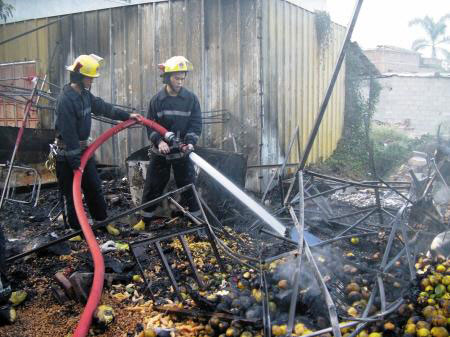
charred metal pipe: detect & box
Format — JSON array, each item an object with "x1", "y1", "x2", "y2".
[
  {"x1": 334, "y1": 208, "x2": 378, "y2": 238},
  {"x1": 303, "y1": 183, "x2": 353, "y2": 201},
  {"x1": 304, "y1": 170, "x2": 409, "y2": 189},
  {"x1": 347, "y1": 286, "x2": 378, "y2": 337},
  {"x1": 328, "y1": 207, "x2": 376, "y2": 220},
  {"x1": 287, "y1": 173, "x2": 305, "y2": 336},
  {"x1": 304, "y1": 241, "x2": 342, "y2": 337},
  {"x1": 261, "y1": 271, "x2": 272, "y2": 337},
  {"x1": 343, "y1": 298, "x2": 404, "y2": 323},
  {"x1": 261, "y1": 167, "x2": 279, "y2": 203},
  {"x1": 383, "y1": 234, "x2": 418, "y2": 273},
  {"x1": 380, "y1": 205, "x2": 407, "y2": 268},
  {"x1": 312, "y1": 231, "x2": 378, "y2": 248},
  {"x1": 129, "y1": 245, "x2": 156, "y2": 301},
  {"x1": 377, "y1": 275, "x2": 386, "y2": 313},
  {"x1": 400, "y1": 213, "x2": 416, "y2": 280},
  {"x1": 279, "y1": 126, "x2": 300, "y2": 202},
  {"x1": 299, "y1": 322, "x2": 359, "y2": 337}
]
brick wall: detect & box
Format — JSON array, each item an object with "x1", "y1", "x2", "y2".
[
  {"x1": 373, "y1": 76, "x2": 450, "y2": 136},
  {"x1": 365, "y1": 49, "x2": 422, "y2": 73}
]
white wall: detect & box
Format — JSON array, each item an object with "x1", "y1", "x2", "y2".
[{"x1": 374, "y1": 76, "x2": 450, "y2": 137}]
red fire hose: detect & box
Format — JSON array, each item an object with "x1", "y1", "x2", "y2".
[{"x1": 72, "y1": 116, "x2": 170, "y2": 337}]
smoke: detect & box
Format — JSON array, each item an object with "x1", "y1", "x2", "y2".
[{"x1": 268, "y1": 245, "x2": 349, "y2": 322}]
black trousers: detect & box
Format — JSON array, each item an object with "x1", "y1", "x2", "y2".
[
  {"x1": 55, "y1": 156, "x2": 108, "y2": 229},
  {"x1": 141, "y1": 155, "x2": 198, "y2": 220}
]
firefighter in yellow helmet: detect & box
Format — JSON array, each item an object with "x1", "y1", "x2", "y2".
[
  {"x1": 135, "y1": 56, "x2": 202, "y2": 230},
  {"x1": 54, "y1": 54, "x2": 139, "y2": 235}
]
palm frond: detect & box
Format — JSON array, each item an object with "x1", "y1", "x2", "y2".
[
  {"x1": 409, "y1": 18, "x2": 422, "y2": 27},
  {"x1": 409, "y1": 17, "x2": 433, "y2": 31},
  {"x1": 411, "y1": 39, "x2": 430, "y2": 51},
  {"x1": 435, "y1": 47, "x2": 450, "y2": 59},
  {"x1": 441, "y1": 48, "x2": 450, "y2": 60},
  {"x1": 437, "y1": 13, "x2": 450, "y2": 25},
  {"x1": 0, "y1": 0, "x2": 14, "y2": 22},
  {"x1": 431, "y1": 22, "x2": 447, "y2": 40},
  {"x1": 409, "y1": 15, "x2": 449, "y2": 48},
  {"x1": 436, "y1": 36, "x2": 450, "y2": 46},
  {"x1": 409, "y1": 16, "x2": 436, "y2": 37}
]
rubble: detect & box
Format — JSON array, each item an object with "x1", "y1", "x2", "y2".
[
  {"x1": 330, "y1": 188, "x2": 406, "y2": 209},
  {"x1": 0, "y1": 130, "x2": 449, "y2": 337}
]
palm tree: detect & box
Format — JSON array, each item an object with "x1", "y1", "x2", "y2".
[
  {"x1": 409, "y1": 14, "x2": 450, "y2": 59},
  {"x1": 0, "y1": 0, "x2": 14, "y2": 23}
]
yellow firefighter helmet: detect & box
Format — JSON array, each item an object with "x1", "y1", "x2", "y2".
[
  {"x1": 158, "y1": 56, "x2": 193, "y2": 75},
  {"x1": 66, "y1": 54, "x2": 104, "y2": 78}
]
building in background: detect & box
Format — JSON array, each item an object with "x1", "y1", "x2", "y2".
[
  {"x1": 365, "y1": 45, "x2": 446, "y2": 73},
  {"x1": 364, "y1": 46, "x2": 422, "y2": 73},
  {"x1": 364, "y1": 45, "x2": 450, "y2": 137}
]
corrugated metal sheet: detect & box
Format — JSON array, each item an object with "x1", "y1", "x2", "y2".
[
  {"x1": 261, "y1": 0, "x2": 346, "y2": 170},
  {"x1": 0, "y1": 0, "x2": 346, "y2": 191},
  {"x1": 0, "y1": 19, "x2": 49, "y2": 75}
]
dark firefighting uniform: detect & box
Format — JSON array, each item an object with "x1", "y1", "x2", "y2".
[
  {"x1": 141, "y1": 86, "x2": 202, "y2": 221},
  {"x1": 55, "y1": 84, "x2": 131, "y2": 229}
]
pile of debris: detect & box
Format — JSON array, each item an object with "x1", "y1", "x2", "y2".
[{"x1": 0, "y1": 141, "x2": 449, "y2": 337}]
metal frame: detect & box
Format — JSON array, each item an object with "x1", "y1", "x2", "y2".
[
  {"x1": 254, "y1": 123, "x2": 436, "y2": 337},
  {"x1": 0, "y1": 78, "x2": 39, "y2": 209},
  {"x1": 7, "y1": 184, "x2": 193, "y2": 262},
  {"x1": 0, "y1": 164, "x2": 42, "y2": 207},
  {"x1": 130, "y1": 224, "x2": 210, "y2": 301}
]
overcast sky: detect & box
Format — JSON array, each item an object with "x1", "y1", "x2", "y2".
[{"x1": 327, "y1": 0, "x2": 450, "y2": 55}]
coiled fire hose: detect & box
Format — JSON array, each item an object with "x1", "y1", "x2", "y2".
[{"x1": 72, "y1": 116, "x2": 172, "y2": 337}]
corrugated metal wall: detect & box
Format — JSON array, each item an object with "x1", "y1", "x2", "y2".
[
  {"x1": 0, "y1": 0, "x2": 346, "y2": 191},
  {"x1": 0, "y1": 19, "x2": 49, "y2": 74},
  {"x1": 261, "y1": 0, "x2": 346, "y2": 168},
  {"x1": 203, "y1": 0, "x2": 261, "y2": 188}
]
